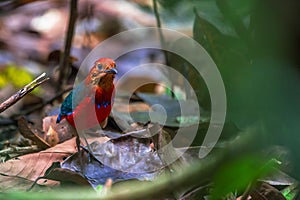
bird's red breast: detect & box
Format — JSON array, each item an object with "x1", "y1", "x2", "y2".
[{"x1": 66, "y1": 86, "x2": 114, "y2": 129}]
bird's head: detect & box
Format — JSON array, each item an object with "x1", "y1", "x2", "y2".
[{"x1": 86, "y1": 58, "x2": 117, "y2": 89}]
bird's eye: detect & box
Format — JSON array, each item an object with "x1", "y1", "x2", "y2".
[{"x1": 97, "y1": 63, "x2": 103, "y2": 69}]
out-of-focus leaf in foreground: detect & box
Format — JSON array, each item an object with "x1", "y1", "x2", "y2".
[{"x1": 211, "y1": 156, "x2": 276, "y2": 200}]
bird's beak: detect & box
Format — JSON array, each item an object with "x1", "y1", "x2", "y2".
[{"x1": 104, "y1": 68, "x2": 118, "y2": 74}]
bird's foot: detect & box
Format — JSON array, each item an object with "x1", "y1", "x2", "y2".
[
  {"x1": 75, "y1": 136, "x2": 81, "y2": 153},
  {"x1": 75, "y1": 135, "x2": 101, "y2": 164},
  {"x1": 79, "y1": 145, "x2": 93, "y2": 162}
]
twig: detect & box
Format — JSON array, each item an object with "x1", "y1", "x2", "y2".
[
  {"x1": 12, "y1": 86, "x2": 73, "y2": 118},
  {"x1": 57, "y1": 0, "x2": 78, "y2": 90},
  {"x1": 153, "y1": 0, "x2": 164, "y2": 45},
  {"x1": 0, "y1": 145, "x2": 40, "y2": 156},
  {"x1": 0, "y1": 73, "x2": 49, "y2": 113}
]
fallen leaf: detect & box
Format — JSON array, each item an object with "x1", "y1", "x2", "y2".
[
  {"x1": 249, "y1": 182, "x2": 286, "y2": 200},
  {"x1": 43, "y1": 116, "x2": 74, "y2": 145},
  {"x1": 61, "y1": 127, "x2": 165, "y2": 188},
  {"x1": 0, "y1": 138, "x2": 77, "y2": 192},
  {"x1": 45, "y1": 126, "x2": 60, "y2": 146},
  {"x1": 18, "y1": 117, "x2": 50, "y2": 149},
  {"x1": 37, "y1": 166, "x2": 91, "y2": 187},
  {"x1": 281, "y1": 183, "x2": 299, "y2": 200},
  {"x1": 62, "y1": 141, "x2": 163, "y2": 189}
]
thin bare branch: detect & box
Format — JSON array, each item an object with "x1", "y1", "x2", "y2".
[
  {"x1": 57, "y1": 0, "x2": 78, "y2": 90},
  {"x1": 153, "y1": 0, "x2": 164, "y2": 45},
  {"x1": 0, "y1": 145, "x2": 40, "y2": 156},
  {"x1": 0, "y1": 73, "x2": 49, "y2": 113},
  {"x1": 12, "y1": 86, "x2": 72, "y2": 118}
]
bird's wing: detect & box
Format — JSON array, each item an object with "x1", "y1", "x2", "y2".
[
  {"x1": 57, "y1": 81, "x2": 88, "y2": 122},
  {"x1": 59, "y1": 91, "x2": 74, "y2": 116}
]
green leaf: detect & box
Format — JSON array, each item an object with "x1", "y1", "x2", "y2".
[
  {"x1": 193, "y1": 8, "x2": 249, "y2": 67},
  {"x1": 216, "y1": 0, "x2": 255, "y2": 45},
  {"x1": 176, "y1": 115, "x2": 200, "y2": 126},
  {"x1": 193, "y1": 0, "x2": 236, "y2": 36},
  {"x1": 281, "y1": 184, "x2": 299, "y2": 200},
  {"x1": 216, "y1": 0, "x2": 256, "y2": 19},
  {"x1": 193, "y1": 8, "x2": 224, "y2": 64},
  {"x1": 96, "y1": 185, "x2": 103, "y2": 192}
]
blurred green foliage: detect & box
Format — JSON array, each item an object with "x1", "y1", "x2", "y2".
[
  {"x1": 192, "y1": 0, "x2": 300, "y2": 182},
  {"x1": 159, "y1": 0, "x2": 300, "y2": 193},
  {"x1": 0, "y1": 64, "x2": 33, "y2": 89}
]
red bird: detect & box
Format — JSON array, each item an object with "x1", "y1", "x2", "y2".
[{"x1": 56, "y1": 58, "x2": 117, "y2": 131}]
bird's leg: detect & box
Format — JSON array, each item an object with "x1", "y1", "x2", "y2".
[
  {"x1": 78, "y1": 130, "x2": 97, "y2": 163},
  {"x1": 75, "y1": 133, "x2": 81, "y2": 153},
  {"x1": 71, "y1": 129, "x2": 85, "y2": 170},
  {"x1": 72, "y1": 128, "x2": 96, "y2": 163},
  {"x1": 69, "y1": 125, "x2": 82, "y2": 153}
]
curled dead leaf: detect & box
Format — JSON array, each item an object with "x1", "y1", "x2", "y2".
[
  {"x1": 18, "y1": 117, "x2": 50, "y2": 149},
  {"x1": 45, "y1": 126, "x2": 59, "y2": 146},
  {"x1": 43, "y1": 115, "x2": 74, "y2": 145},
  {"x1": 0, "y1": 138, "x2": 77, "y2": 192}
]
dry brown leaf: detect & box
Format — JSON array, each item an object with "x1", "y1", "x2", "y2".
[
  {"x1": 43, "y1": 116, "x2": 74, "y2": 145},
  {"x1": 0, "y1": 138, "x2": 77, "y2": 192},
  {"x1": 237, "y1": 182, "x2": 287, "y2": 200},
  {"x1": 45, "y1": 126, "x2": 60, "y2": 146},
  {"x1": 18, "y1": 117, "x2": 50, "y2": 149},
  {"x1": 41, "y1": 167, "x2": 92, "y2": 187}
]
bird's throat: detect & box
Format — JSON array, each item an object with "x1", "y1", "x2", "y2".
[{"x1": 95, "y1": 85, "x2": 115, "y2": 103}]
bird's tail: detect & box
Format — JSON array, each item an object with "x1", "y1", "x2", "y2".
[{"x1": 56, "y1": 114, "x2": 62, "y2": 123}]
